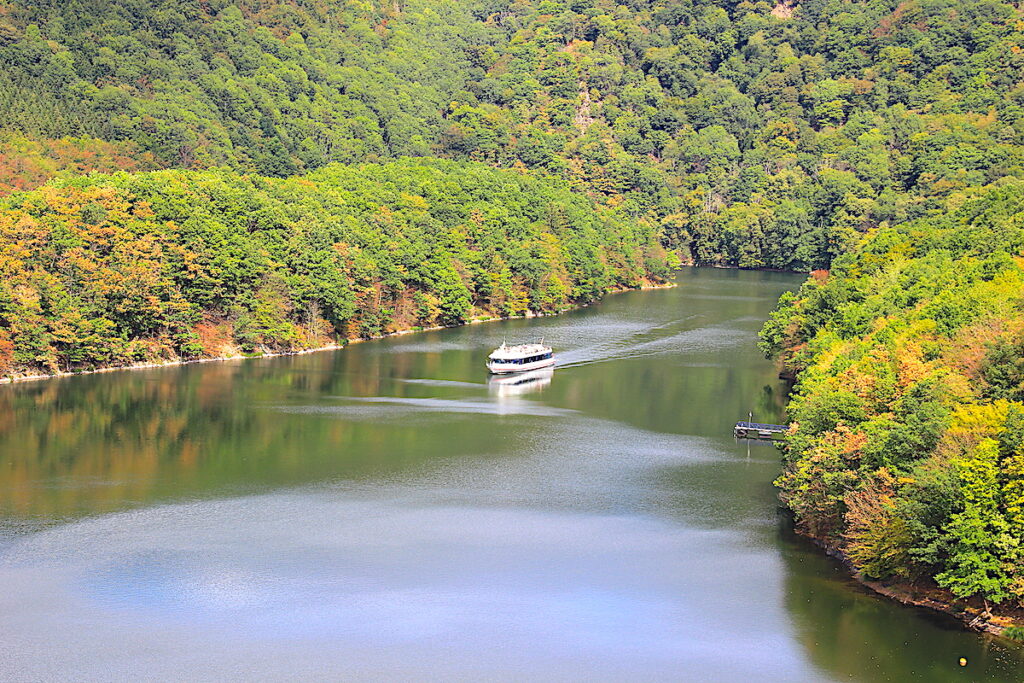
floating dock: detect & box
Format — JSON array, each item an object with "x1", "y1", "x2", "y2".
[{"x1": 734, "y1": 421, "x2": 789, "y2": 440}]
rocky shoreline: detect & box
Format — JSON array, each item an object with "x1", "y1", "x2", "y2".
[{"x1": 805, "y1": 533, "x2": 1024, "y2": 640}]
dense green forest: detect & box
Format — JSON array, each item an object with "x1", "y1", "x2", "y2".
[
  {"x1": 4, "y1": 0, "x2": 1024, "y2": 269},
  {"x1": 0, "y1": 160, "x2": 667, "y2": 376},
  {"x1": 761, "y1": 179, "x2": 1024, "y2": 614}
]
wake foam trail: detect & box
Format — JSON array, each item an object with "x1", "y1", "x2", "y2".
[{"x1": 557, "y1": 316, "x2": 747, "y2": 369}]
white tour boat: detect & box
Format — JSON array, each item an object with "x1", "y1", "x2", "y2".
[{"x1": 486, "y1": 341, "x2": 556, "y2": 374}]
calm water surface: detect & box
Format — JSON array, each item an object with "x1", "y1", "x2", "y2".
[{"x1": 1, "y1": 268, "x2": 1022, "y2": 681}]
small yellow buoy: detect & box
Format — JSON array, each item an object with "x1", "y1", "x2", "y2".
[{"x1": 959, "y1": 657, "x2": 967, "y2": 667}]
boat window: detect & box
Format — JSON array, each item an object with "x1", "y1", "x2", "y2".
[{"x1": 491, "y1": 350, "x2": 552, "y2": 365}]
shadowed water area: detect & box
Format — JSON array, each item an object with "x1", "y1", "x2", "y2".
[{"x1": 1, "y1": 268, "x2": 1022, "y2": 681}]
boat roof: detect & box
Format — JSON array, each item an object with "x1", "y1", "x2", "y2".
[{"x1": 488, "y1": 342, "x2": 552, "y2": 359}]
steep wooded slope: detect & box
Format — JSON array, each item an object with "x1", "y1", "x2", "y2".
[{"x1": 3, "y1": 0, "x2": 1024, "y2": 269}]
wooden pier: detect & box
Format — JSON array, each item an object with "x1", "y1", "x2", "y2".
[{"x1": 734, "y1": 421, "x2": 789, "y2": 440}]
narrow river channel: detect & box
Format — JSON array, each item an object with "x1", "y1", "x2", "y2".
[{"x1": 1, "y1": 268, "x2": 1022, "y2": 681}]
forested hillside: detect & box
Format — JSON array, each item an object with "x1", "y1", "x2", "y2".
[
  {"x1": 3, "y1": 0, "x2": 1024, "y2": 269},
  {"x1": 761, "y1": 180, "x2": 1024, "y2": 617},
  {"x1": 0, "y1": 159, "x2": 666, "y2": 376}
]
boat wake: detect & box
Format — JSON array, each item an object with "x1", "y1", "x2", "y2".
[{"x1": 556, "y1": 320, "x2": 748, "y2": 369}]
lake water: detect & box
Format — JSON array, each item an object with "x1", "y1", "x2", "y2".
[{"x1": 1, "y1": 268, "x2": 1022, "y2": 681}]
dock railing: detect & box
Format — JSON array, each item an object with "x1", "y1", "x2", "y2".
[{"x1": 734, "y1": 421, "x2": 789, "y2": 440}]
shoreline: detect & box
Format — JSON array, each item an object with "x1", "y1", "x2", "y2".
[
  {"x1": 802, "y1": 532, "x2": 1024, "y2": 641},
  {"x1": 0, "y1": 281, "x2": 676, "y2": 385}
]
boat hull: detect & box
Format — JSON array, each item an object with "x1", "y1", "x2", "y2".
[{"x1": 486, "y1": 356, "x2": 556, "y2": 374}]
